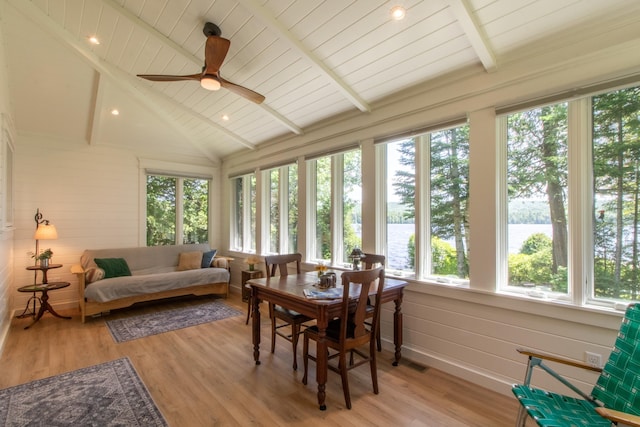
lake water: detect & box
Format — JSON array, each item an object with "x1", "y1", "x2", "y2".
[{"x1": 385, "y1": 223, "x2": 553, "y2": 269}]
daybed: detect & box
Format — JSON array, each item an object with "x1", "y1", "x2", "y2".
[{"x1": 71, "y1": 243, "x2": 230, "y2": 322}]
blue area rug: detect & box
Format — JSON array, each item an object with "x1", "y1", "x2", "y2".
[
  {"x1": 106, "y1": 300, "x2": 242, "y2": 343},
  {"x1": 0, "y1": 357, "x2": 166, "y2": 426}
]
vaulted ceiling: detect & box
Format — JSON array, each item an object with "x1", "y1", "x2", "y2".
[{"x1": 3, "y1": 0, "x2": 640, "y2": 164}]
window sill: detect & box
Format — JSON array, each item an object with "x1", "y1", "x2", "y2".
[{"x1": 401, "y1": 277, "x2": 625, "y2": 331}]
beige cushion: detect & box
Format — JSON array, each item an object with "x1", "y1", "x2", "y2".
[
  {"x1": 85, "y1": 267, "x2": 105, "y2": 284},
  {"x1": 212, "y1": 257, "x2": 228, "y2": 269},
  {"x1": 177, "y1": 251, "x2": 203, "y2": 271}
]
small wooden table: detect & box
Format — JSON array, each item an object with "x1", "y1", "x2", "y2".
[
  {"x1": 247, "y1": 272, "x2": 407, "y2": 410},
  {"x1": 17, "y1": 282, "x2": 71, "y2": 329}
]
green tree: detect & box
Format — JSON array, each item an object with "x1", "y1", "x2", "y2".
[
  {"x1": 509, "y1": 234, "x2": 553, "y2": 286},
  {"x1": 593, "y1": 86, "x2": 640, "y2": 300},
  {"x1": 269, "y1": 169, "x2": 280, "y2": 253},
  {"x1": 392, "y1": 126, "x2": 470, "y2": 278},
  {"x1": 508, "y1": 104, "x2": 568, "y2": 276},
  {"x1": 315, "y1": 151, "x2": 361, "y2": 262},
  {"x1": 147, "y1": 175, "x2": 176, "y2": 246},
  {"x1": 288, "y1": 165, "x2": 298, "y2": 253},
  {"x1": 430, "y1": 126, "x2": 470, "y2": 277},
  {"x1": 183, "y1": 178, "x2": 208, "y2": 244},
  {"x1": 147, "y1": 176, "x2": 209, "y2": 246}
]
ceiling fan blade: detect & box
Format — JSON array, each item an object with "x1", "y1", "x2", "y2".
[
  {"x1": 204, "y1": 36, "x2": 231, "y2": 74},
  {"x1": 137, "y1": 73, "x2": 202, "y2": 82},
  {"x1": 219, "y1": 76, "x2": 265, "y2": 104}
]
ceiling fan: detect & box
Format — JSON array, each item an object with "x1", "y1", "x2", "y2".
[{"x1": 137, "y1": 22, "x2": 265, "y2": 104}]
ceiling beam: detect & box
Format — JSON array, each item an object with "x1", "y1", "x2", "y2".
[
  {"x1": 101, "y1": 0, "x2": 303, "y2": 136},
  {"x1": 448, "y1": 0, "x2": 497, "y2": 72},
  {"x1": 236, "y1": 0, "x2": 372, "y2": 113},
  {"x1": 7, "y1": 0, "x2": 255, "y2": 158},
  {"x1": 86, "y1": 70, "x2": 103, "y2": 145}
]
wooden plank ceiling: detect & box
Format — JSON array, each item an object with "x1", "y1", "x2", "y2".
[{"x1": 3, "y1": 0, "x2": 639, "y2": 163}]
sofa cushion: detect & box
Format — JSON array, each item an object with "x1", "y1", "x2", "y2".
[
  {"x1": 84, "y1": 268, "x2": 230, "y2": 302},
  {"x1": 81, "y1": 244, "x2": 213, "y2": 274},
  {"x1": 201, "y1": 249, "x2": 217, "y2": 268},
  {"x1": 95, "y1": 258, "x2": 132, "y2": 279},
  {"x1": 177, "y1": 251, "x2": 203, "y2": 271},
  {"x1": 85, "y1": 267, "x2": 105, "y2": 284}
]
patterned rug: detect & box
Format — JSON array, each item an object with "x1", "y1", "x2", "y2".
[
  {"x1": 106, "y1": 300, "x2": 242, "y2": 343},
  {"x1": 0, "y1": 358, "x2": 166, "y2": 426}
]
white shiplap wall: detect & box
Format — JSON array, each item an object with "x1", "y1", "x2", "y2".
[
  {"x1": 10, "y1": 138, "x2": 223, "y2": 313},
  {"x1": 12, "y1": 140, "x2": 142, "y2": 311},
  {"x1": 0, "y1": 11, "x2": 13, "y2": 355}
]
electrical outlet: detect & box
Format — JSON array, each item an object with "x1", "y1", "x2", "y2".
[{"x1": 585, "y1": 351, "x2": 602, "y2": 368}]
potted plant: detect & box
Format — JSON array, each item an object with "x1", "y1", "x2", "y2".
[
  {"x1": 33, "y1": 248, "x2": 53, "y2": 267},
  {"x1": 244, "y1": 255, "x2": 261, "y2": 271}
]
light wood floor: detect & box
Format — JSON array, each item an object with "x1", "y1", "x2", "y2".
[{"x1": 0, "y1": 291, "x2": 520, "y2": 426}]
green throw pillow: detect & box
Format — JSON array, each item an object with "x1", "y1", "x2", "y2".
[{"x1": 94, "y1": 258, "x2": 132, "y2": 279}]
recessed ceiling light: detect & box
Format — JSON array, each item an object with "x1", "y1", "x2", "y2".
[
  {"x1": 88, "y1": 36, "x2": 100, "y2": 45},
  {"x1": 390, "y1": 6, "x2": 406, "y2": 20},
  {"x1": 222, "y1": 114, "x2": 229, "y2": 121},
  {"x1": 111, "y1": 109, "x2": 119, "y2": 116}
]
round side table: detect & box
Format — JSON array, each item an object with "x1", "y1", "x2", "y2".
[{"x1": 17, "y1": 282, "x2": 71, "y2": 329}]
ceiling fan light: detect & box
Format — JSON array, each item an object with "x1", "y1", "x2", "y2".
[{"x1": 200, "y1": 75, "x2": 221, "y2": 91}]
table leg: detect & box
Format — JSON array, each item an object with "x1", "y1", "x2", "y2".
[
  {"x1": 16, "y1": 294, "x2": 40, "y2": 319},
  {"x1": 316, "y1": 319, "x2": 328, "y2": 410},
  {"x1": 392, "y1": 293, "x2": 404, "y2": 366},
  {"x1": 252, "y1": 289, "x2": 261, "y2": 365},
  {"x1": 24, "y1": 289, "x2": 71, "y2": 329},
  {"x1": 44, "y1": 299, "x2": 72, "y2": 320}
]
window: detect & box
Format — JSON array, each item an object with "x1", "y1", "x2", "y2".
[
  {"x1": 265, "y1": 163, "x2": 298, "y2": 254},
  {"x1": 504, "y1": 102, "x2": 569, "y2": 296},
  {"x1": 430, "y1": 126, "x2": 470, "y2": 279},
  {"x1": 385, "y1": 139, "x2": 416, "y2": 274},
  {"x1": 382, "y1": 124, "x2": 470, "y2": 281},
  {"x1": 498, "y1": 84, "x2": 640, "y2": 304},
  {"x1": 146, "y1": 174, "x2": 209, "y2": 246},
  {"x1": 231, "y1": 173, "x2": 256, "y2": 253},
  {"x1": 308, "y1": 149, "x2": 361, "y2": 266},
  {"x1": 592, "y1": 85, "x2": 640, "y2": 302}
]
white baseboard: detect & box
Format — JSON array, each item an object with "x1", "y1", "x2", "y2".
[{"x1": 381, "y1": 340, "x2": 515, "y2": 397}]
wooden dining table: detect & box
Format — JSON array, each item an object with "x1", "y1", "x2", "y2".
[{"x1": 247, "y1": 271, "x2": 408, "y2": 410}]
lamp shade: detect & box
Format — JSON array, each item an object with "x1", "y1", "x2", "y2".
[
  {"x1": 34, "y1": 223, "x2": 58, "y2": 240},
  {"x1": 349, "y1": 247, "x2": 364, "y2": 259}
]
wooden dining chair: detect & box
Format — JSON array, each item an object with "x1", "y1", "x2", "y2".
[
  {"x1": 264, "y1": 253, "x2": 313, "y2": 371},
  {"x1": 361, "y1": 253, "x2": 385, "y2": 351},
  {"x1": 302, "y1": 267, "x2": 385, "y2": 409}
]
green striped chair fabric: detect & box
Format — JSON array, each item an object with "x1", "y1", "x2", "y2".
[{"x1": 512, "y1": 304, "x2": 640, "y2": 427}]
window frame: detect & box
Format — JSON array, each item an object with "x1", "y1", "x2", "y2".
[
  {"x1": 496, "y1": 86, "x2": 640, "y2": 308},
  {"x1": 377, "y1": 122, "x2": 470, "y2": 284},
  {"x1": 140, "y1": 160, "x2": 212, "y2": 247},
  {"x1": 306, "y1": 148, "x2": 361, "y2": 267},
  {"x1": 261, "y1": 163, "x2": 298, "y2": 255},
  {"x1": 230, "y1": 173, "x2": 257, "y2": 253},
  {"x1": 145, "y1": 174, "x2": 210, "y2": 246}
]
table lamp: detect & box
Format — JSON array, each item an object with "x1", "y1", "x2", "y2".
[
  {"x1": 33, "y1": 208, "x2": 58, "y2": 268},
  {"x1": 349, "y1": 247, "x2": 364, "y2": 270}
]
